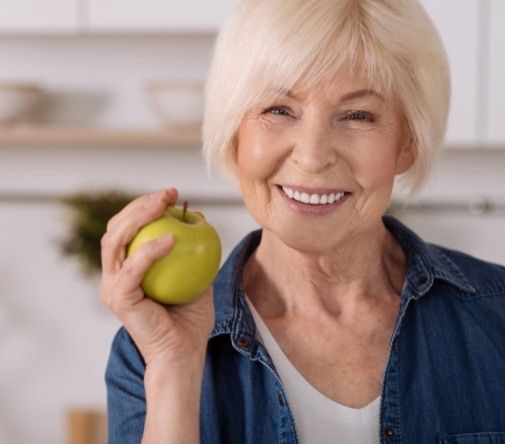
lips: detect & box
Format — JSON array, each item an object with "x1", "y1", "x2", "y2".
[{"x1": 279, "y1": 185, "x2": 350, "y2": 206}]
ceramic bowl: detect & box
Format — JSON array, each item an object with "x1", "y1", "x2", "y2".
[
  {"x1": 146, "y1": 81, "x2": 204, "y2": 131},
  {"x1": 0, "y1": 82, "x2": 45, "y2": 126}
]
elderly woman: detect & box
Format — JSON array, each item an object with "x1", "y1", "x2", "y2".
[{"x1": 101, "y1": 0, "x2": 505, "y2": 443}]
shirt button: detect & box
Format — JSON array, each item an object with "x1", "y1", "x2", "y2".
[
  {"x1": 237, "y1": 337, "x2": 250, "y2": 348},
  {"x1": 384, "y1": 427, "x2": 396, "y2": 438},
  {"x1": 393, "y1": 339, "x2": 400, "y2": 350}
]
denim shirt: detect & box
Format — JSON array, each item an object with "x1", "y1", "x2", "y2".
[{"x1": 106, "y1": 216, "x2": 505, "y2": 444}]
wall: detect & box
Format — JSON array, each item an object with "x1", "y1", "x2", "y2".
[{"x1": 1, "y1": 34, "x2": 505, "y2": 444}]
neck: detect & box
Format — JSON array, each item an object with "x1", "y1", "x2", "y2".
[{"x1": 243, "y1": 221, "x2": 406, "y2": 322}]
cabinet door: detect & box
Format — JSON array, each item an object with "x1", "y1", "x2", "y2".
[
  {"x1": 488, "y1": 0, "x2": 505, "y2": 145},
  {"x1": 0, "y1": 0, "x2": 79, "y2": 33},
  {"x1": 87, "y1": 0, "x2": 239, "y2": 32},
  {"x1": 420, "y1": 0, "x2": 480, "y2": 147}
]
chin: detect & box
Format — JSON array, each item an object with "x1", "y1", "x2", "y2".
[
  {"x1": 271, "y1": 225, "x2": 347, "y2": 255},
  {"x1": 269, "y1": 212, "x2": 386, "y2": 255}
]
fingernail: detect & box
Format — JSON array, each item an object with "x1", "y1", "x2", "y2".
[{"x1": 161, "y1": 191, "x2": 172, "y2": 202}]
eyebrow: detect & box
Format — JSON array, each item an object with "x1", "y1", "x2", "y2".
[
  {"x1": 282, "y1": 88, "x2": 385, "y2": 103},
  {"x1": 339, "y1": 89, "x2": 385, "y2": 102}
]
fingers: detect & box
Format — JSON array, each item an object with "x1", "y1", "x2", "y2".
[
  {"x1": 110, "y1": 188, "x2": 178, "y2": 229},
  {"x1": 119, "y1": 235, "x2": 175, "y2": 295},
  {"x1": 101, "y1": 188, "x2": 178, "y2": 274},
  {"x1": 102, "y1": 235, "x2": 175, "y2": 312}
]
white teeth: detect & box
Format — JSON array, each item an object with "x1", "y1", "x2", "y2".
[{"x1": 281, "y1": 186, "x2": 346, "y2": 205}]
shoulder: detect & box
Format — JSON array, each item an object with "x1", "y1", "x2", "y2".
[
  {"x1": 429, "y1": 243, "x2": 505, "y2": 297},
  {"x1": 383, "y1": 216, "x2": 505, "y2": 298}
]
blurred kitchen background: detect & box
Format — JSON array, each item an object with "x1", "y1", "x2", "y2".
[{"x1": 0, "y1": 0, "x2": 504, "y2": 443}]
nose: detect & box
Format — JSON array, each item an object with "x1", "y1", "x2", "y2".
[{"x1": 290, "y1": 118, "x2": 338, "y2": 174}]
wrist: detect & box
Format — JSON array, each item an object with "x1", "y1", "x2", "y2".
[
  {"x1": 144, "y1": 350, "x2": 206, "y2": 408},
  {"x1": 142, "y1": 356, "x2": 205, "y2": 444},
  {"x1": 145, "y1": 344, "x2": 207, "y2": 376}
]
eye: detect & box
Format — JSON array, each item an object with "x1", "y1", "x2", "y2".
[
  {"x1": 343, "y1": 110, "x2": 375, "y2": 122},
  {"x1": 263, "y1": 106, "x2": 291, "y2": 117}
]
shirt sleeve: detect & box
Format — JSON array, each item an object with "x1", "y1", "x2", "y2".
[{"x1": 105, "y1": 327, "x2": 147, "y2": 444}]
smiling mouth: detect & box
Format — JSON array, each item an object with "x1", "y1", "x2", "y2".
[{"x1": 278, "y1": 185, "x2": 351, "y2": 206}]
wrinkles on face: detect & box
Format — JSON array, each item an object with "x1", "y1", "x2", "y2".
[{"x1": 235, "y1": 75, "x2": 411, "y2": 251}]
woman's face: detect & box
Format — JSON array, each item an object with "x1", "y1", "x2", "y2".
[{"x1": 233, "y1": 73, "x2": 414, "y2": 253}]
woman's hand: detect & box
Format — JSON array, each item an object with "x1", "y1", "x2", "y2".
[
  {"x1": 102, "y1": 188, "x2": 213, "y2": 443},
  {"x1": 100, "y1": 188, "x2": 215, "y2": 369}
]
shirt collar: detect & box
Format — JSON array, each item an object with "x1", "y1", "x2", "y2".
[
  {"x1": 211, "y1": 229, "x2": 261, "y2": 344},
  {"x1": 211, "y1": 216, "x2": 476, "y2": 339},
  {"x1": 383, "y1": 216, "x2": 476, "y2": 299}
]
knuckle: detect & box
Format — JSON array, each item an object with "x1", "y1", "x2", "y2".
[
  {"x1": 121, "y1": 256, "x2": 143, "y2": 279},
  {"x1": 139, "y1": 193, "x2": 156, "y2": 207},
  {"x1": 122, "y1": 261, "x2": 137, "y2": 277},
  {"x1": 100, "y1": 279, "x2": 126, "y2": 314},
  {"x1": 134, "y1": 193, "x2": 153, "y2": 208},
  {"x1": 106, "y1": 214, "x2": 119, "y2": 232},
  {"x1": 100, "y1": 230, "x2": 122, "y2": 252},
  {"x1": 100, "y1": 232, "x2": 110, "y2": 248}
]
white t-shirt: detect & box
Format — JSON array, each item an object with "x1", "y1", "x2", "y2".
[{"x1": 245, "y1": 295, "x2": 381, "y2": 444}]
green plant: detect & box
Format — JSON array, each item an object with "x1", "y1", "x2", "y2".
[{"x1": 57, "y1": 190, "x2": 137, "y2": 277}]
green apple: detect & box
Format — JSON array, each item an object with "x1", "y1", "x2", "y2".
[{"x1": 127, "y1": 202, "x2": 221, "y2": 305}]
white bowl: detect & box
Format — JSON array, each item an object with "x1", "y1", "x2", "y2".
[
  {"x1": 146, "y1": 82, "x2": 204, "y2": 131},
  {"x1": 0, "y1": 83, "x2": 44, "y2": 126}
]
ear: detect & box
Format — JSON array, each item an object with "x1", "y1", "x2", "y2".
[
  {"x1": 395, "y1": 137, "x2": 415, "y2": 175},
  {"x1": 395, "y1": 119, "x2": 416, "y2": 175},
  {"x1": 231, "y1": 133, "x2": 239, "y2": 164}
]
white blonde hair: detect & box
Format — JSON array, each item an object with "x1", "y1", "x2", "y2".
[{"x1": 202, "y1": 0, "x2": 450, "y2": 195}]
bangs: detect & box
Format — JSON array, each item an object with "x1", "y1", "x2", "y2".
[
  {"x1": 244, "y1": 0, "x2": 396, "y2": 107},
  {"x1": 203, "y1": 0, "x2": 450, "y2": 195}
]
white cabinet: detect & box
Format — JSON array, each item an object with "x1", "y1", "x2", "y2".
[
  {"x1": 420, "y1": 0, "x2": 480, "y2": 147},
  {"x1": 0, "y1": 0, "x2": 79, "y2": 33},
  {"x1": 87, "y1": 0, "x2": 239, "y2": 32},
  {"x1": 488, "y1": 0, "x2": 505, "y2": 145},
  {"x1": 0, "y1": 0, "x2": 238, "y2": 33}
]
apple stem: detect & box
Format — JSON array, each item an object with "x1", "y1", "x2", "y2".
[{"x1": 183, "y1": 201, "x2": 188, "y2": 222}]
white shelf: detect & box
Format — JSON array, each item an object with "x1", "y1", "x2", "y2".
[{"x1": 0, "y1": 126, "x2": 201, "y2": 148}]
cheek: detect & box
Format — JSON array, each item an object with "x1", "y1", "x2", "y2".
[
  {"x1": 236, "y1": 131, "x2": 283, "y2": 180},
  {"x1": 348, "y1": 141, "x2": 400, "y2": 190}
]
